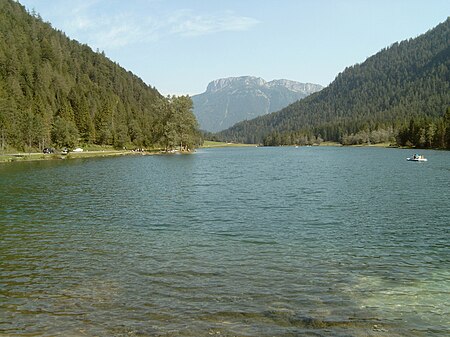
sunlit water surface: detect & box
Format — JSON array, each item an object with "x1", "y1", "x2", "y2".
[{"x1": 1, "y1": 147, "x2": 449, "y2": 336}]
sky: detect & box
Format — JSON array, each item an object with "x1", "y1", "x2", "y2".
[{"x1": 17, "y1": 0, "x2": 450, "y2": 96}]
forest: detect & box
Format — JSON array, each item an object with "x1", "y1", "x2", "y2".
[
  {"x1": 0, "y1": 0, "x2": 200, "y2": 153},
  {"x1": 215, "y1": 18, "x2": 450, "y2": 149}
]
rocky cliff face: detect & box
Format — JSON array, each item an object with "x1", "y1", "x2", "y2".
[{"x1": 192, "y1": 76, "x2": 323, "y2": 132}]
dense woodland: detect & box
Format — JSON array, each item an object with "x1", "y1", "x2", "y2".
[
  {"x1": 216, "y1": 18, "x2": 450, "y2": 149},
  {"x1": 0, "y1": 0, "x2": 200, "y2": 152}
]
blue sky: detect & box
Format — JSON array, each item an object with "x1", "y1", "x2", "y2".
[{"x1": 18, "y1": 0, "x2": 450, "y2": 96}]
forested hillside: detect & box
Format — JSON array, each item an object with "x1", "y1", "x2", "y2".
[
  {"x1": 216, "y1": 18, "x2": 450, "y2": 149},
  {"x1": 0, "y1": 0, "x2": 199, "y2": 152}
]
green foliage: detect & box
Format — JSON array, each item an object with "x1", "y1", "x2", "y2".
[
  {"x1": 51, "y1": 116, "x2": 79, "y2": 148},
  {"x1": 216, "y1": 18, "x2": 450, "y2": 149},
  {"x1": 0, "y1": 0, "x2": 199, "y2": 152},
  {"x1": 157, "y1": 96, "x2": 201, "y2": 151},
  {"x1": 397, "y1": 109, "x2": 450, "y2": 149}
]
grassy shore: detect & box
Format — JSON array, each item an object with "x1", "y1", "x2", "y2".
[
  {"x1": 0, "y1": 142, "x2": 246, "y2": 163},
  {"x1": 317, "y1": 141, "x2": 341, "y2": 146},
  {"x1": 200, "y1": 141, "x2": 257, "y2": 148},
  {"x1": 0, "y1": 149, "x2": 155, "y2": 163}
]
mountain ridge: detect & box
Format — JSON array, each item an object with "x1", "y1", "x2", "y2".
[
  {"x1": 205, "y1": 76, "x2": 322, "y2": 94},
  {"x1": 193, "y1": 76, "x2": 323, "y2": 132}
]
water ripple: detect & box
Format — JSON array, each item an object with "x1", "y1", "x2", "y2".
[{"x1": 1, "y1": 147, "x2": 449, "y2": 336}]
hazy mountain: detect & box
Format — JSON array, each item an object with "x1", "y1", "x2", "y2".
[
  {"x1": 192, "y1": 76, "x2": 323, "y2": 132},
  {"x1": 216, "y1": 18, "x2": 450, "y2": 148}
]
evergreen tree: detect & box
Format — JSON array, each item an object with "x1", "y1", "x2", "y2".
[{"x1": 0, "y1": 0, "x2": 201, "y2": 151}]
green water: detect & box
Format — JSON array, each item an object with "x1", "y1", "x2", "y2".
[{"x1": 0, "y1": 146, "x2": 449, "y2": 336}]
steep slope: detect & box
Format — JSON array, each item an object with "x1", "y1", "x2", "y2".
[
  {"x1": 0, "y1": 0, "x2": 199, "y2": 151},
  {"x1": 217, "y1": 18, "x2": 450, "y2": 148},
  {"x1": 192, "y1": 76, "x2": 322, "y2": 132}
]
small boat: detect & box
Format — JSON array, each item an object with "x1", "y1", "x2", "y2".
[{"x1": 407, "y1": 154, "x2": 427, "y2": 162}]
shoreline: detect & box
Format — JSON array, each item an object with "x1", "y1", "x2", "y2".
[
  {"x1": 0, "y1": 149, "x2": 164, "y2": 164},
  {"x1": 0, "y1": 143, "x2": 439, "y2": 163},
  {"x1": 200, "y1": 140, "x2": 399, "y2": 148},
  {"x1": 200, "y1": 141, "x2": 257, "y2": 148}
]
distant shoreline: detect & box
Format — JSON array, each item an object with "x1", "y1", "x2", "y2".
[
  {"x1": 0, "y1": 142, "x2": 437, "y2": 163},
  {"x1": 200, "y1": 141, "x2": 257, "y2": 148},
  {"x1": 200, "y1": 141, "x2": 397, "y2": 148}
]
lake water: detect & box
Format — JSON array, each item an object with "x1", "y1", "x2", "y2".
[{"x1": 0, "y1": 146, "x2": 449, "y2": 337}]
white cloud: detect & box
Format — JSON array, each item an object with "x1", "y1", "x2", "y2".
[
  {"x1": 69, "y1": 15, "x2": 93, "y2": 30},
  {"x1": 60, "y1": 6, "x2": 259, "y2": 50},
  {"x1": 87, "y1": 14, "x2": 149, "y2": 49},
  {"x1": 168, "y1": 10, "x2": 260, "y2": 37}
]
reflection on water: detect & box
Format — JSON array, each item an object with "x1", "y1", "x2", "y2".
[{"x1": 1, "y1": 147, "x2": 449, "y2": 336}]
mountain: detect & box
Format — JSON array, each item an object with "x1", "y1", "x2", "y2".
[
  {"x1": 192, "y1": 76, "x2": 323, "y2": 132},
  {"x1": 0, "y1": 0, "x2": 199, "y2": 152},
  {"x1": 216, "y1": 18, "x2": 450, "y2": 148}
]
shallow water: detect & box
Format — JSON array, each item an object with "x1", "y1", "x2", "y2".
[{"x1": 1, "y1": 146, "x2": 449, "y2": 336}]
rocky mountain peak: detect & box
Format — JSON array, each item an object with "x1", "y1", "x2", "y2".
[
  {"x1": 266, "y1": 80, "x2": 323, "y2": 94},
  {"x1": 206, "y1": 76, "x2": 267, "y2": 92},
  {"x1": 194, "y1": 76, "x2": 323, "y2": 132},
  {"x1": 205, "y1": 76, "x2": 323, "y2": 95}
]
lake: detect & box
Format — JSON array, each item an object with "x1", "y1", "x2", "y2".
[{"x1": 0, "y1": 146, "x2": 449, "y2": 336}]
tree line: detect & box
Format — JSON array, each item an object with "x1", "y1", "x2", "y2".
[
  {"x1": 215, "y1": 18, "x2": 450, "y2": 149},
  {"x1": 0, "y1": 0, "x2": 200, "y2": 152}
]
